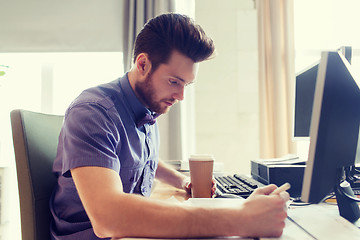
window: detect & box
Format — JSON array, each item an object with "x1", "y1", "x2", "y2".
[{"x1": 294, "y1": 0, "x2": 360, "y2": 73}]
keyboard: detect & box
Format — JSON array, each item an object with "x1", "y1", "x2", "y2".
[
  {"x1": 353, "y1": 188, "x2": 360, "y2": 195},
  {"x1": 215, "y1": 174, "x2": 265, "y2": 198}
]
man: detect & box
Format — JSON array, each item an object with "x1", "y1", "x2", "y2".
[{"x1": 50, "y1": 13, "x2": 289, "y2": 239}]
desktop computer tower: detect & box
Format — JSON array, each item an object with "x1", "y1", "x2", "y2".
[{"x1": 251, "y1": 159, "x2": 305, "y2": 198}]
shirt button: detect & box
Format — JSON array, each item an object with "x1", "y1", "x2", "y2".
[{"x1": 129, "y1": 177, "x2": 134, "y2": 182}]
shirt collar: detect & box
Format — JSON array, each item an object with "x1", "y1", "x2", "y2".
[{"x1": 118, "y1": 73, "x2": 153, "y2": 123}]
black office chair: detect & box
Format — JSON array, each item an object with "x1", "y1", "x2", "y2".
[{"x1": 11, "y1": 109, "x2": 63, "y2": 240}]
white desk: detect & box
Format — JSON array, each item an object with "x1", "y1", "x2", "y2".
[{"x1": 285, "y1": 203, "x2": 360, "y2": 239}]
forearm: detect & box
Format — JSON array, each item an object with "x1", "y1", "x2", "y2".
[
  {"x1": 107, "y1": 193, "x2": 239, "y2": 238},
  {"x1": 72, "y1": 166, "x2": 212, "y2": 238},
  {"x1": 155, "y1": 159, "x2": 189, "y2": 189}
]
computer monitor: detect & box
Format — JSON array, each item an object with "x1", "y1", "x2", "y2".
[
  {"x1": 301, "y1": 51, "x2": 360, "y2": 223},
  {"x1": 294, "y1": 46, "x2": 352, "y2": 139}
]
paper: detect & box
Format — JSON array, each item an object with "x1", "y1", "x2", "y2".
[
  {"x1": 183, "y1": 198, "x2": 245, "y2": 208},
  {"x1": 259, "y1": 155, "x2": 306, "y2": 165},
  {"x1": 261, "y1": 218, "x2": 315, "y2": 240}
]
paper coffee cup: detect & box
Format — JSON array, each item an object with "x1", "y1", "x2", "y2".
[{"x1": 189, "y1": 154, "x2": 214, "y2": 198}]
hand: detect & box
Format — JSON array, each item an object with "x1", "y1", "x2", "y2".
[
  {"x1": 239, "y1": 184, "x2": 290, "y2": 237},
  {"x1": 182, "y1": 178, "x2": 217, "y2": 197}
]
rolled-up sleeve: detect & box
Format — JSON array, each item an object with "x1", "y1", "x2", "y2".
[{"x1": 60, "y1": 103, "x2": 121, "y2": 177}]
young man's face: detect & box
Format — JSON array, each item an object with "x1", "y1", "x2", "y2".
[{"x1": 135, "y1": 51, "x2": 198, "y2": 114}]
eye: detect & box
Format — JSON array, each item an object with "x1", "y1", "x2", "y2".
[{"x1": 168, "y1": 79, "x2": 180, "y2": 86}]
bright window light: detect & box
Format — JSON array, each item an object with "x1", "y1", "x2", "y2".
[{"x1": 0, "y1": 52, "x2": 123, "y2": 164}]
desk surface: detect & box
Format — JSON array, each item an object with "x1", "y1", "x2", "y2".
[{"x1": 114, "y1": 180, "x2": 360, "y2": 240}]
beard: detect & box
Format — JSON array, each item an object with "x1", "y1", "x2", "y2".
[{"x1": 134, "y1": 73, "x2": 173, "y2": 114}]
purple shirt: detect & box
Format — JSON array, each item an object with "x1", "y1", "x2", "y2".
[{"x1": 50, "y1": 73, "x2": 160, "y2": 240}]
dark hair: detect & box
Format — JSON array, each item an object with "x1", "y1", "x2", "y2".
[{"x1": 133, "y1": 13, "x2": 215, "y2": 72}]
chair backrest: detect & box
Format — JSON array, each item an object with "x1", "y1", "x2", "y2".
[{"x1": 11, "y1": 109, "x2": 64, "y2": 240}]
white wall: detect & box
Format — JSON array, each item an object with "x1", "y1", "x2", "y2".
[
  {"x1": 194, "y1": 0, "x2": 259, "y2": 175},
  {"x1": 0, "y1": 0, "x2": 123, "y2": 52}
]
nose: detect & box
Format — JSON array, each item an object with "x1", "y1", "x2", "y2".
[{"x1": 173, "y1": 86, "x2": 185, "y2": 101}]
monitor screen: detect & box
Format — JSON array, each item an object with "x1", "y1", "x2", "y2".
[
  {"x1": 294, "y1": 62, "x2": 319, "y2": 138},
  {"x1": 301, "y1": 51, "x2": 360, "y2": 222},
  {"x1": 294, "y1": 46, "x2": 352, "y2": 139}
]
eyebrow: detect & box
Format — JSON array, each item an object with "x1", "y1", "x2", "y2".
[{"x1": 173, "y1": 75, "x2": 186, "y2": 83}]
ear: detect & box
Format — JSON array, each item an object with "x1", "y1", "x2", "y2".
[{"x1": 135, "y1": 53, "x2": 152, "y2": 77}]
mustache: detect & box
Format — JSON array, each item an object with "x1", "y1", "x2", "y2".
[
  {"x1": 165, "y1": 99, "x2": 178, "y2": 105},
  {"x1": 164, "y1": 99, "x2": 177, "y2": 105}
]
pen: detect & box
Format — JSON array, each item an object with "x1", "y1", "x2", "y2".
[{"x1": 271, "y1": 182, "x2": 291, "y2": 195}]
